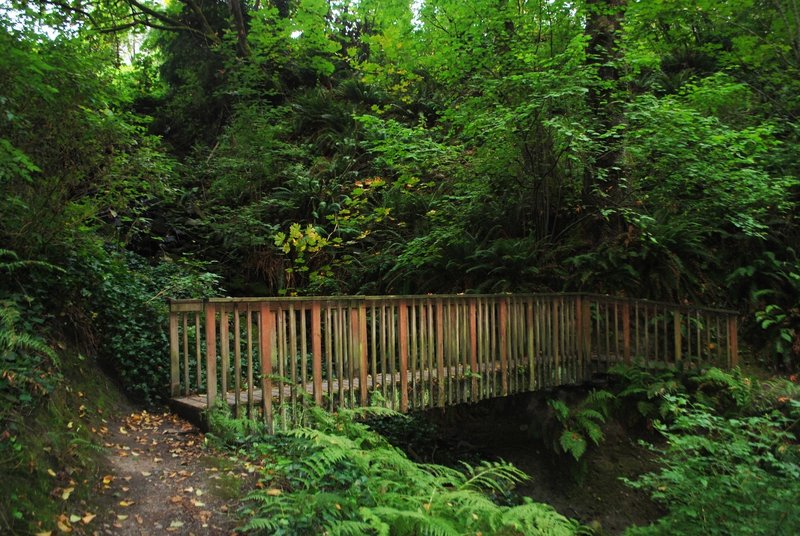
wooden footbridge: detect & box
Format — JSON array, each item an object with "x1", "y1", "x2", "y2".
[{"x1": 169, "y1": 293, "x2": 738, "y2": 429}]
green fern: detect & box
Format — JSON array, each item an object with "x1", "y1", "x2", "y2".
[{"x1": 234, "y1": 404, "x2": 586, "y2": 535}]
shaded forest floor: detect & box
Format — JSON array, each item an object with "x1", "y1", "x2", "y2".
[{"x1": 69, "y1": 410, "x2": 253, "y2": 535}]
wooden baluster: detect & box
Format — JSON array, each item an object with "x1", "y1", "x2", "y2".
[
  {"x1": 195, "y1": 314, "x2": 202, "y2": 390},
  {"x1": 359, "y1": 302, "x2": 368, "y2": 405},
  {"x1": 205, "y1": 304, "x2": 217, "y2": 412},
  {"x1": 182, "y1": 314, "x2": 189, "y2": 396},
  {"x1": 436, "y1": 299, "x2": 445, "y2": 407},
  {"x1": 399, "y1": 300, "x2": 409, "y2": 412},
  {"x1": 247, "y1": 307, "x2": 254, "y2": 419},
  {"x1": 258, "y1": 303, "x2": 273, "y2": 431},
  {"x1": 169, "y1": 311, "x2": 180, "y2": 397},
  {"x1": 234, "y1": 304, "x2": 241, "y2": 417},
  {"x1": 728, "y1": 316, "x2": 739, "y2": 367},
  {"x1": 623, "y1": 301, "x2": 631, "y2": 365},
  {"x1": 312, "y1": 302, "x2": 322, "y2": 406},
  {"x1": 220, "y1": 310, "x2": 229, "y2": 403}
]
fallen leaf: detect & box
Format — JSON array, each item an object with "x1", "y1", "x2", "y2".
[
  {"x1": 35, "y1": 531, "x2": 52, "y2": 536},
  {"x1": 69, "y1": 514, "x2": 81, "y2": 524},
  {"x1": 169, "y1": 496, "x2": 182, "y2": 504},
  {"x1": 119, "y1": 500, "x2": 134, "y2": 507},
  {"x1": 169, "y1": 520, "x2": 184, "y2": 529},
  {"x1": 102, "y1": 475, "x2": 114, "y2": 485},
  {"x1": 140, "y1": 471, "x2": 151, "y2": 477},
  {"x1": 61, "y1": 487, "x2": 74, "y2": 501},
  {"x1": 192, "y1": 500, "x2": 205, "y2": 507},
  {"x1": 47, "y1": 468, "x2": 57, "y2": 477},
  {"x1": 116, "y1": 514, "x2": 128, "y2": 521},
  {"x1": 266, "y1": 488, "x2": 282, "y2": 496},
  {"x1": 56, "y1": 519, "x2": 72, "y2": 532},
  {"x1": 81, "y1": 513, "x2": 96, "y2": 524}
]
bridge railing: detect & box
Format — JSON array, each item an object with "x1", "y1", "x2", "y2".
[{"x1": 168, "y1": 294, "x2": 738, "y2": 427}]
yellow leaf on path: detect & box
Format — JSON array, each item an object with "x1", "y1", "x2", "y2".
[
  {"x1": 61, "y1": 487, "x2": 74, "y2": 501},
  {"x1": 116, "y1": 515, "x2": 128, "y2": 521},
  {"x1": 56, "y1": 519, "x2": 72, "y2": 532},
  {"x1": 68, "y1": 515, "x2": 81, "y2": 524},
  {"x1": 141, "y1": 471, "x2": 151, "y2": 477},
  {"x1": 67, "y1": 422, "x2": 73, "y2": 429},
  {"x1": 81, "y1": 513, "x2": 96, "y2": 524},
  {"x1": 119, "y1": 500, "x2": 134, "y2": 507},
  {"x1": 47, "y1": 469, "x2": 57, "y2": 477},
  {"x1": 192, "y1": 500, "x2": 205, "y2": 507},
  {"x1": 102, "y1": 475, "x2": 113, "y2": 485},
  {"x1": 119, "y1": 427, "x2": 128, "y2": 435}
]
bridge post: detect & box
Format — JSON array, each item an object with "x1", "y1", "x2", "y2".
[
  {"x1": 398, "y1": 300, "x2": 409, "y2": 412},
  {"x1": 169, "y1": 310, "x2": 180, "y2": 397},
  {"x1": 623, "y1": 301, "x2": 631, "y2": 364},
  {"x1": 436, "y1": 299, "x2": 445, "y2": 407},
  {"x1": 728, "y1": 316, "x2": 739, "y2": 367},
  {"x1": 312, "y1": 302, "x2": 322, "y2": 406},
  {"x1": 499, "y1": 298, "x2": 509, "y2": 396},
  {"x1": 469, "y1": 299, "x2": 478, "y2": 401},
  {"x1": 205, "y1": 303, "x2": 217, "y2": 413},
  {"x1": 259, "y1": 303, "x2": 273, "y2": 431},
  {"x1": 358, "y1": 302, "x2": 368, "y2": 405}
]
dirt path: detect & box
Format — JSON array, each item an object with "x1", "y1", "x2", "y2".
[{"x1": 74, "y1": 411, "x2": 254, "y2": 535}]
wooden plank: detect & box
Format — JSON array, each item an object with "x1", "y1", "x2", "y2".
[
  {"x1": 527, "y1": 299, "x2": 535, "y2": 390},
  {"x1": 247, "y1": 307, "x2": 254, "y2": 418},
  {"x1": 623, "y1": 301, "x2": 631, "y2": 364},
  {"x1": 674, "y1": 311, "x2": 682, "y2": 362},
  {"x1": 325, "y1": 306, "x2": 334, "y2": 411},
  {"x1": 359, "y1": 303, "x2": 368, "y2": 404},
  {"x1": 398, "y1": 300, "x2": 409, "y2": 412},
  {"x1": 289, "y1": 305, "x2": 298, "y2": 412},
  {"x1": 436, "y1": 299, "x2": 445, "y2": 407},
  {"x1": 370, "y1": 304, "x2": 377, "y2": 398},
  {"x1": 499, "y1": 298, "x2": 508, "y2": 396},
  {"x1": 728, "y1": 316, "x2": 739, "y2": 367},
  {"x1": 205, "y1": 304, "x2": 217, "y2": 411},
  {"x1": 220, "y1": 311, "x2": 229, "y2": 398},
  {"x1": 259, "y1": 303, "x2": 273, "y2": 430},
  {"x1": 169, "y1": 312, "x2": 180, "y2": 397},
  {"x1": 194, "y1": 314, "x2": 202, "y2": 390},
  {"x1": 312, "y1": 302, "x2": 322, "y2": 405},
  {"x1": 469, "y1": 299, "x2": 478, "y2": 401},
  {"x1": 300, "y1": 306, "x2": 307, "y2": 399},
  {"x1": 410, "y1": 300, "x2": 418, "y2": 408},
  {"x1": 182, "y1": 314, "x2": 189, "y2": 396},
  {"x1": 234, "y1": 305, "x2": 241, "y2": 416}
]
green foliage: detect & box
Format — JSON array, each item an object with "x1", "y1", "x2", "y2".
[
  {"x1": 59, "y1": 242, "x2": 221, "y2": 405},
  {"x1": 214, "y1": 406, "x2": 587, "y2": 535},
  {"x1": 625, "y1": 394, "x2": 800, "y2": 536},
  {"x1": 546, "y1": 390, "x2": 615, "y2": 479}
]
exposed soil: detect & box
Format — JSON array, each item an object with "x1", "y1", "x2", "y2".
[
  {"x1": 404, "y1": 392, "x2": 666, "y2": 534},
  {"x1": 67, "y1": 410, "x2": 256, "y2": 535}
]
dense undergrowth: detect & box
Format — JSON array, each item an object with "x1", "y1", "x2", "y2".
[
  {"x1": 208, "y1": 405, "x2": 590, "y2": 536},
  {"x1": 202, "y1": 364, "x2": 800, "y2": 536}
]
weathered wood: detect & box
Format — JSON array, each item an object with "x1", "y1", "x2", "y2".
[
  {"x1": 259, "y1": 304, "x2": 273, "y2": 430},
  {"x1": 172, "y1": 294, "x2": 739, "y2": 428},
  {"x1": 169, "y1": 312, "x2": 180, "y2": 397},
  {"x1": 220, "y1": 311, "x2": 229, "y2": 401},
  {"x1": 359, "y1": 303, "x2": 368, "y2": 404},
  {"x1": 398, "y1": 299, "x2": 409, "y2": 412},
  {"x1": 182, "y1": 314, "x2": 189, "y2": 396},
  {"x1": 728, "y1": 316, "x2": 739, "y2": 367},
  {"x1": 205, "y1": 304, "x2": 217, "y2": 410},
  {"x1": 622, "y1": 301, "x2": 631, "y2": 364},
  {"x1": 234, "y1": 305, "x2": 241, "y2": 416}
]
